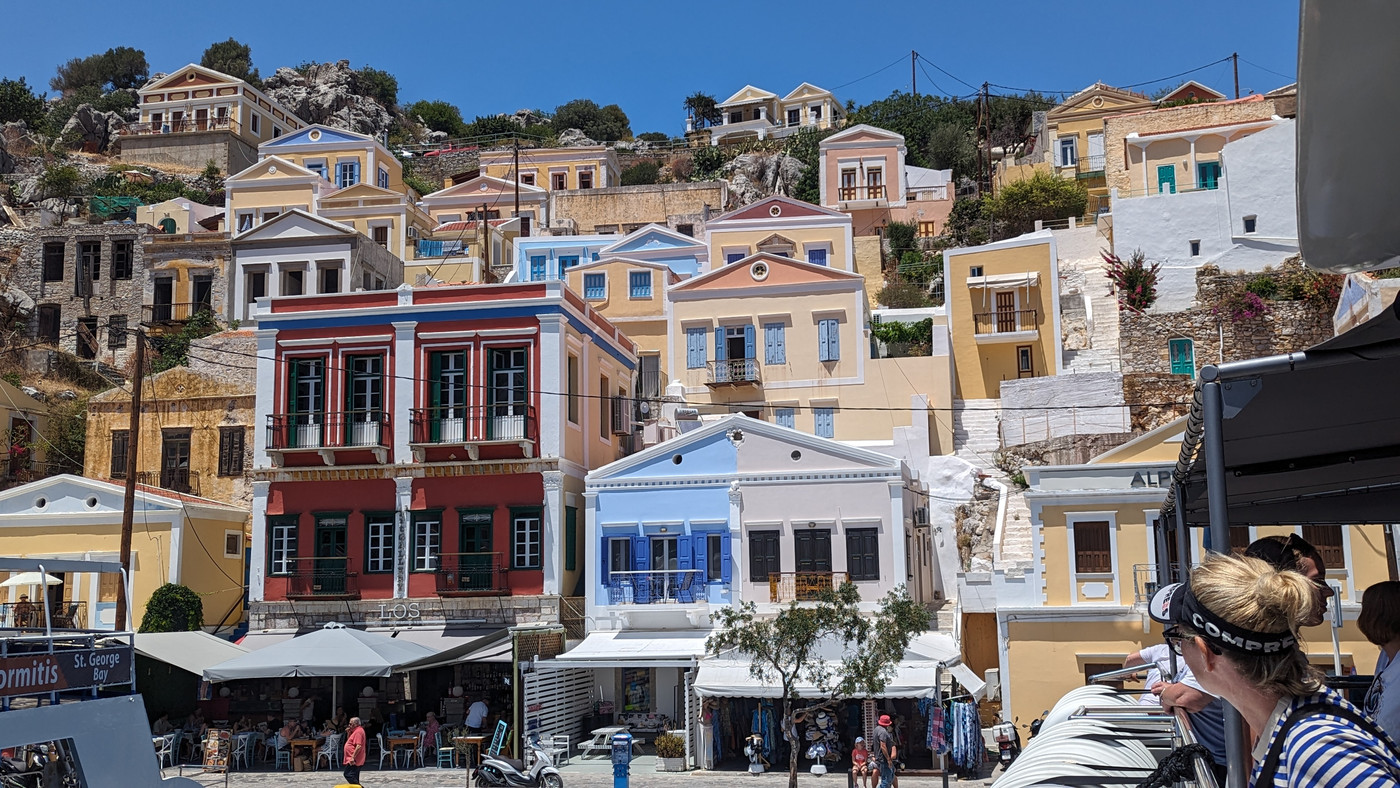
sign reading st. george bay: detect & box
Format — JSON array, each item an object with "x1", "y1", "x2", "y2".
[{"x1": 0, "y1": 646, "x2": 133, "y2": 698}]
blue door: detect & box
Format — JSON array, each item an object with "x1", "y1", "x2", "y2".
[
  {"x1": 1197, "y1": 162, "x2": 1221, "y2": 190},
  {"x1": 1157, "y1": 165, "x2": 1177, "y2": 194}
]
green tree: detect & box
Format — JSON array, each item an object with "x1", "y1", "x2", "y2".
[
  {"x1": 407, "y1": 99, "x2": 468, "y2": 137},
  {"x1": 946, "y1": 196, "x2": 992, "y2": 246},
  {"x1": 354, "y1": 66, "x2": 399, "y2": 110},
  {"x1": 876, "y1": 277, "x2": 936, "y2": 309},
  {"x1": 784, "y1": 126, "x2": 835, "y2": 204},
  {"x1": 39, "y1": 164, "x2": 84, "y2": 199},
  {"x1": 0, "y1": 77, "x2": 46, "y2": 127},
  {"x1": 620, "y1": 160, "x2": 660, "y2": 186},
  {"x1": 43, "y1": 394, "x2": 87, "y2": 475},
  {"x1": 987, "y1": 171, "x2": 1088, "y2": 236},
  {"x1": 683, "y1": 91, "x2": 722, "y2": 129},
  {"x1": 707, "y1": 583, "x2": 930, "y2": 788},
  {"x1": 148, "y1": 309, "x2": 225, "y2": 373},
  {"x1": 885, "y1": 221, "x2": 919, "y2": 261},
  {"x1": 200, "y1": 38, "x2": 260, "y2": 86},
  {"x1": 690, "y1": 145, "x2": 729, "y2": 181},
  {"x1": 139, "y1": 583, "x2": 204, "y2": 633},
  {"x1": 551, "y1": 98, "x2": 631, "y2": 141},
  {"x1": 636, "y1": 131, "x2": 670, "y2": 143},
  {"x1": 50, "y1": 47, "x2": 148, "y2": 95}
]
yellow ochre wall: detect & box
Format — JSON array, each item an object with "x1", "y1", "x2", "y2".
[
  {"x1": 707, "y1": 226, "x2": 852, "y2": 271},
  {"x1": 566, "y1": 262, "x2": 672, "y2": 371}
]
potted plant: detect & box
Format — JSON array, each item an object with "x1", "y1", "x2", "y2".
[{"x1": 653, "y1": 732, "x2": 687, "y2": 772}]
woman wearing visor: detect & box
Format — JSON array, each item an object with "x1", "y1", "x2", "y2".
[{"x1": 1150, "y1": 554, "x2": 1400, "y2": 786}]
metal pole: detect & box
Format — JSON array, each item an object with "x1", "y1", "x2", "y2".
[
  {"x1": 911, "y1": 51, "x2": 918, "y2": 99},
  {"x1": 1154, "y1": 512, "x2": 1171, "y2": 588},
  {"x1": 1232, "y1": 53, "x2": 1240, "y2": 100},
  {"x1": 1173, "y1": 484, "x2": 1191, "y2": 584},
  {"x1": 1202, "y1": 372, "x2": 1246, "y2": 788}
]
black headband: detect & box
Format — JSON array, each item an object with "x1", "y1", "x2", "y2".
[{"x1": 1177, "y1": 584, "x2": 1298, "y2": 656}]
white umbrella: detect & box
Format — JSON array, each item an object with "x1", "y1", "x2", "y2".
[{"x1": 1, "y1": 572, "x2": 61, "y2": 588}]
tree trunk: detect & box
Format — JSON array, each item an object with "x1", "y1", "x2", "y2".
[{"x1": 786, "y1": 697, "x2": 799, "y2": 788}]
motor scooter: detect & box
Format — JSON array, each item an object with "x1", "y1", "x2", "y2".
[
  {"x1": 473, "y1": 734, "x2": 563, "y2": 788},
  {"x1": 992, "y1": 717, "x2": 1020, "y2": 767},
  {"x1": 1027, "y1": 709, "x2": 1049, "y2": 738}
]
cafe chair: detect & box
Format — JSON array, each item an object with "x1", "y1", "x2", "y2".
[
  {"x1": 275, "y1": 744, "x2": 292, "y2": 771},
  {"x1": 316, "y1": 733, "x2": 342, "y2": 771},
  {"x1": 376, "y1": 732, "x2": 396, "y2": 770},
  {"x1": 403, "y1": 730, "x2": 425, "y2": 768},
  {"x1": 435, "y1": 732, "x2": 455, "y2": 768},
  {"x1": 155, "y1": 734, "x2": 177, "y2": 769},
  {"x1": 230, "y1": 733, "x2": 254, "y2": 770},
  {"x1": 547, "y1": 734, "x2": 571, "y2": 766}
]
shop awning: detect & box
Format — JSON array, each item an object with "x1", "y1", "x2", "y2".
[
  {"x1": 966, "y1": 272, "x2": 1039, "y2": 288},
  {"x1": 396, "y1": 629, "x2": 513, "y2": 671},
  {"x1": 693, "y1": 657, "x2": 944, "y2": 699},
  {"x1": 535, "y1": 630, "x2": 711, "y2": 670},
  {"x1": 946, "y1": 663, "x2": 987, "y2": 701},
  {"x1": 204, "y1": 622, "x2": 435, "y2": 681},
  {"x1": 238, "y1": 631, "x2": 295, "y2": 651},
  {"x1": 377, "y1": 626, "x2": 503, "y2": 655},
  {"x1": 134, "y1": 631, "x2": 247, "y2": 676}
]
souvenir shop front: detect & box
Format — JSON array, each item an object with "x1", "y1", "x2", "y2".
[{"x1": 692, "y1": 654, "x2": 988, "y2": 774}]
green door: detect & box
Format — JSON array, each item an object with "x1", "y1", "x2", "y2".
[
  {"x1": 315, "y1": 517, "x2": 347, "y2": 594},
  {"x1": 1169, "y1": 338, "x2": 1195, "y2": 377},
  {"x1": 458, "y1": 511, "x2": 494, "y2": 591},
  {"x1": 1157, "y1": 165, "x2": 1177, "y2": 194},
  {"x1": 1197, "y1": 162, "x2": 1221, "y2": 190}
]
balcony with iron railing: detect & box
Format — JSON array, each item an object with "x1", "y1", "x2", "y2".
[
  {"x1": 282, "y1": 558, "x2": 359, "y2": 599},
  {"x1": 706, "y1": 359, "x2": 761, "y2": 387},
  {"x1": 408, "y1": 405, "x2": 537, "y2": 460},
  {"x1": 768, "y1": 571, "x2": 849, "y2": 603},
  {"x1": 136, "y1": 469, "x2": 199, "y2": 496},
  {"x1": 0, "y1": 600, "x2": 87, "y2": 629},
  {"x1": 434, "y1": 553, "x2": 510, "y2": 596},
  {"x1": 1132, "y1": 563, "x2": 1185, "y2": 607},
  {"x1": 266, "y1": 411, "x2": 391, "y2": 463},
  {"x1": 605, "y1": 570, "x2": 705, "y2": 605},
  {"x1": 121, "y1": 117, "x2": 240, "y2": 136},
  {"x1": 1076, "y1": 154, "x2": 1106, "y2": 176},
  {"x1": 838, "y1": 184, "x2": 887, "y2": 203},
  {"x1": 972, "y1": 309, "x2": 1039, "y2": 341},
  {"x1": 142, "y1": 302, "x2": 213, "y2": 326}
]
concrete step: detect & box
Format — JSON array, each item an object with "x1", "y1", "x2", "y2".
[{"x1": 952, "y1": 399, "x2": 1002, "y2": 463}]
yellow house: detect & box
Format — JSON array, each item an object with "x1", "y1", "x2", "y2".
[
  {"x1": 701, "y1": 83, "x2": 844, "y2": 145},
  {"x1": 405, "y1": 217, "x2": 522, "y2": 286},
  {"x1": 991, "y1": 419, "x2": 1392, "y2": 732},
  {"x1": 419, "y1": 173, "x2": 548, "y2": 238},
  {"x1": 223, "y1": 155, "x2": 328, "y2": 234},
  {"x1": 942, "y1": 231, "x2": 1062, "y2": 400},
  {"x1": 0, "y1": 474, "x2": 247, "y2": 631},
  {"x1": 1027, "y1": 83, "x2": 1155, "y2": 216},
  {"x1": 0, "y1": 381, "x2": 51, "y2": 487},
  {"x1": 566, "y1": 257, "x2": 679, "y2": 399},
  {"x1": 84, "y1": 366, "x2": 254, "y2": 510},
  {"x1": 480, "y1": 146, "x2": 621, "y2": 195},
  {"x1": 121, "y1": 63, "x2": 306, "y2": 173},
  {"x1": 704, "y1": 195, "x2": 856, "y2": 272},
  {"x1": 136, "y1": 197, "x2": 223, "y2": 235}
]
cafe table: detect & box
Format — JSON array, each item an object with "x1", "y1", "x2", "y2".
[
  {"x1": 453, "y1": 735, "x2": 487, "y2": 769},
  {"x1": 387, "y1": 735, "x2": 418, "y2": 768}
]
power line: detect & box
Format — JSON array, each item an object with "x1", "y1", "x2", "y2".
[
  {"x1": 1239, "y1": 57, "x2": 1295, "y2": 82},
  {"x1": 831, "y1": 55, "x2": 909, "y2": 91},
  {"x1": 917, "y1": 55, "x2": 980, "y2": 92},
  {"x1": 987, "y1": 54, "x2": 1235, "y2": 96}
]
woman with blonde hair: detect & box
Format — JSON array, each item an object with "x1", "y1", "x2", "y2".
[{"x1": 1150, "y1": 553, "x2": 1400, "y2": 786}]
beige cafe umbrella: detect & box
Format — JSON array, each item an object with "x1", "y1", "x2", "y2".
[{"x1": 0, "y1": 572, "x2": 61, "y2": 589}]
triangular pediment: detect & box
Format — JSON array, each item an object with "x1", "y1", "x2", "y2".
[
  {"x1": 782, "y1": 82, "x2": 833, "y2": 102},
  {"x1": 720, "y1": 85, "x2": 778, "y2": 106},
  {"x1": 0, "y1": 475, "x2": 184, "y2": 517},
  {"x1": 1048, "y1": 83, "x2": 1154, "y2": 119},
  {"x1": 710, "y1": 194, "x2": 850, "y2": 224},
  {"x1": 234, "y1": 209, "x2": 355, "y2": 242},
  {"x1": 322, "y1": 182, "x2": 404, "y2": 202},
  {"x1": 671, "y1": 252, "x2": 860, "y2": 292},
  {"x1": 601, "y1": 223, "x2": 705, "y2": 254},
  {"x1": 820, "y1": 123, "x2": 905, "y2": 148},
  {"x1": 227, "y1": 155, "x2": 319, "y2": 184},
  {"x1": 422, "y1": 174, "x2": 545, "y2": 202},
  {"x1": 145, "y1": 64, "x2": 242, "y2": 91},
  {"x1": 261, "y1": 124, "x2": 373, "y2": 148},
  {"x1": 1158, "y1": 80, "x2": 1227, "y2": 104}
]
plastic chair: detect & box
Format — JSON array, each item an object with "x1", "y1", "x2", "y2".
[
  {"x1": 377, "y1": 732, "x2": 396, "y2": 769},
  {"x1": 548, "y1": 734, "x2": 570, "y2": 766},
  {"x1": 675, "y1": 571, "x2": 696, "y2": 603},
  {"x1": 316, "y1": 733, "x2": 341, "y2": 771},
  {"x1": 230, "y1": 733, "x2": 253, "y2": 770},
  {"x1": 435, "y1": 732, "x2": 455, "y2": 768},
  {"x1": 155, "y1": 733, "x2": 176, "y2": 768},
  {"x1": 274, "y1": 744, "x2": 292, "y2": 771}
]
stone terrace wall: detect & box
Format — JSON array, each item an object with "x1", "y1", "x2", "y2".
[
  {"x1": 1104, "y1": 97, "x2": 1281, "y2": 194},
  {"x1": 548, "y1": 181, "x2": 727, "y2": 235}
]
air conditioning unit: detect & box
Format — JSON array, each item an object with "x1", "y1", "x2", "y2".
[{"x1": 407, "y1": 226, "x2": 420, "y2": 239}]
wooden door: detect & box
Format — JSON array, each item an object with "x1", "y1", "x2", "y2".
[{"x1": 995, "y1": 292, "x2": 1017, "y2": 332}]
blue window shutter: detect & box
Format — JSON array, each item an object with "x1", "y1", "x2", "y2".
[
  {"x1": 720, "y1": 533, "x2": 732, "y2": 584},
  {"x1": 632, "y1": 536, "x2": 648, "y2": 570},
  {"x1": 775, "y1": 324, "x2": 785, "y2": 363},
  {"x1": 764, "y1": 324, "x2": 775, "y2": 364},
  {"x1": 744, "y1": 324, "x2": 755, "y2": 360},
  {"x1": 601, "y1": 538, "x2": 611, "y2": 577},
  {"x1": 818, "y1": 320, "x2": 830, "y2": 360},
  {"x1": 351, "y1": 161, "x2": 360, "y2": 186},
  {"x1": 692, "y1": 535, "x2": 707, "y2": 579},
  {"x1": 829, "y1": 321, "x2": 840, "y2": 360},
  {"x1": 685, "y1": 329, "x2": 701, "y2": 368},
  {"x1": 776, "y1": 408, "x2": 794, "y2": 429},
  {"x1": 714, "y1": 327, "x2": 726, "y2": 361},
  {"x1": 677, "y1": 537, "x2": 692, "y2": 570}
]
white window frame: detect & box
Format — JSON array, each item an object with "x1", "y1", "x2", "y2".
[
  {"x1": 269, "y1": 521, "x2": 296, "y2": 575},
  {"x1": 583, "y1": 272, "x2": 607, "y2": 300},
  {"x1": 1057, "y1": 136, "x2": 1077, "y2": 167},
  {"x1": 366, "y1": 516, "x2": 395, "y2": 574},
  {"x1": 236, "y1": 211, "x2": 254, "y2": 233},
  {"x1": 250, "y1": 112, "x2": 261, "y2": 135},
  {"x1": 722, "y1": 246, "x2": 749, "y2": 264},
  {"x1": 628, "y1": 270, "x2": 652, "y2": 299},
  {"x1": 377, "y1": 166, "x2": 390, "y2": 189},
  {"x1": 413, "y1": 514, "x2": 441, "y2": 572},
  {"x1": 803, "y1": 242, "x2": 833, "y2": 266},
  {"x1": 513, "y1": 512, "x2": 542, "y2": 569},
  {"x1": 1065, "y1": 511, "x2": 1120, "y2": 605},
  {"x1": 223, "y1": 530, "x2": 242, "y2": 559}
]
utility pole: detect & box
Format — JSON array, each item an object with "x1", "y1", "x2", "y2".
[
  {"x1": 1232, "y1": 52, "x2": 1240, "y2": 99},
  {"x1": 911, "y1": 51, "x2": 918, "y2": 99},
  {"x1": 982, "y1": 82, "x2": 994, "y2": 198},
  {"x1": 114, "y1": 330, "x2": 144, "y2": 632},
  {"x1": 512, "y1": 139, "x2": 520, "y2": 219}
]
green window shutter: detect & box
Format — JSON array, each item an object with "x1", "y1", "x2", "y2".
[{"x1": 565, "y1": 507, "x2": 578, "y2": 571}]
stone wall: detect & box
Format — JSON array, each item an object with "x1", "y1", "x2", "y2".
[
  {"x1": 16, "y1": 223, "x2": 151, "y2": 371},
  {"x1": 189, "y1": 330, "x2": 257, "y2": 386},
  {"x1": 118, "y1": 131, "x2": 256, "y2": 175},
  {"x1": 143, "y1": 232, "x2": 233, "y2": 327},
  {"x1": 547, "y1": 181, "x2": 727, "y2": 235},
  {"x1": 1104, "y1": 97, "x2": 1281, "y2": 194},
  {"x1": 249, "y1": 595, "x2": 562, "y2": 632},
  {"x1": 1122, "y1": 373, "x2": 1193, "y2": 432},
  {"x1": 405, "y1": 149, "x2": 481, "y2": 189}
]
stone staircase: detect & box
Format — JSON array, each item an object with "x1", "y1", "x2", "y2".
[
  {"x1": 997, "y1": 486, "x2": 1036, "y2": 571},
  {"x1": 952, "y1": 399, "x2": 1002, "y2": 465}
]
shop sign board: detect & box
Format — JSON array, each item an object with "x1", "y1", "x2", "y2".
[{"x1": 0, "y1": 646, "x2": 133, "y2": 699}]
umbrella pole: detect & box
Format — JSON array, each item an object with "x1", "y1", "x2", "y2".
[{"x1": 333, "y1": 677, "x2": 337, "y2": 724}]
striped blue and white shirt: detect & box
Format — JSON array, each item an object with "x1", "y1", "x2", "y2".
[{"x1": 1250, "y1": 687, "x2": 1400, "y2": 787}]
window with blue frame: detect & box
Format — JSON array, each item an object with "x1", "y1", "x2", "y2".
[
  {"x1": 377, "y1": 167, "x2": 390, "y2": 189},
  {"x1": 583, "y1": 273, "x2": 606, "y2": 299},
  {"x1": 306, "y1": 161, "x2": 327, "y2": 181},
  {"x1": 726, "y1": 251, "x2": 746, "y2": 265},
  {"x1": 763, "y1": 323, "x2": 786, "y2": 364},
  {"x1": 814, "y1": 407, "x2": 835, "y2": 438},
  {"x1": 529, "y1": 256, "x2": 547, "y2": 281},
  {"x1": 818, "y1": 319, "x2": 841, "y2": 361},
  {"x1": 685, "y1": 327, "x2": 707, "y2": 368},
  {"x1": 806, "y1": 247, "x2": 828, "y2": 266},
  {"x1": 629, "y1": 271, "x2": 652, "y2": 298},
  {"x1": 559, "y1": 256, "x2": 580, "y2": 278},
  {"x1": 336, "y1": 161, "x2": 359, "y2": 188},
  {"x1": 775, "y1": 408, "x2": 795, "y2": 429}
]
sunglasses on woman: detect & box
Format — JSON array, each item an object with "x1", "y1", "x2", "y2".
[{"x1": 1165, "y1": 632, "x2": 1222, "y2": 657}]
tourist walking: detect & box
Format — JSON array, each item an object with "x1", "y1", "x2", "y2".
[
  {"x1": 1151, "y1": 554, "x2": 1400, "y2": 786},
  {"x1": 342, "y1": 716, "x2": 366, "y2": 787},
  {"x1": 873, "y1": 715, "x2": 897, "y2": 788}
]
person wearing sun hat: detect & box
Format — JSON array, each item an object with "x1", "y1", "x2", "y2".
[
  {"x1": 1150, "y1": 553, "x2": 1400, "y2": 786},
  {"x1": 872, "y1": 715, "x2": 896, "y2": 788}
]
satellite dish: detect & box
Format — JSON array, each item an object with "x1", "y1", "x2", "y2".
[{"x1": 639, "y1": 401, "x2": 651, "y2": 414}]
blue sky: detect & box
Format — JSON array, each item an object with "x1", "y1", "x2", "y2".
[{"x1": 2, "y1": 1, "x2": 1300, "y2": 136}]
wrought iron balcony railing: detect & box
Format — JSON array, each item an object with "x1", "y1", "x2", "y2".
[
  {"x1": 0, "y1": 600, "x2": 87, "y2": 629},
  {"x1": 122, "y1": 117, "x2": 240, "y2": 136},
  {"x1": 768, "y1": 571, "x2": 849, "y2": 603},
  {"x1": 434, "y1": 553, "x2": 509, "y2": 596},
  {"x1": 267, "y1": 411, "x2": 391, "y2": 451},
  {"x1": 838, "y1": 185, "x2": 886, "y2": 201},
  {"x1": 706, "y1": 359, "x2": 761, "y2": 386},
  {"x1": 408, "y1": 405, "x2": 537, "y2": 445},
  {"x1": 282, "y1": 560, "x2": 359, "y2": 599},
  {"x1": 137, "y1": 469, "x2": 199, "y2": 496},
  {"x1": 143, "y1": 302, "x2": 213, "y2": 325},
  {"x1": 605, "y1": 570, "x2": 705, "y2": 605}
]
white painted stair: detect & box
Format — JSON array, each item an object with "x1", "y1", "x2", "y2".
[
  {"x1": 997, "y1": 486, "x2": 1036, "y2": 571},
  {"x1": 952, "y1": 399, "x2": 1002, "y2": 464}
]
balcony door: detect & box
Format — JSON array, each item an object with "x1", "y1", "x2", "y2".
[
  {"x1": 345, "y1": 355, "x2": 383, "y2": 446},
  {"x1": 458, "y1": 511, "x2": 495, "y2": 590},
  {"x1": 289, "y1": 358, "x2": 326, "y2": 448},
  {"x1": 152, "y1": 277, "x2": 174, "y2": 322},
  {"x1": 995, "y1": 291, "x2": 1017, "y2": 333},
  {"x1": 160, "y1": 430, "x2": 192, "y2": 493},
  {"x1": 430, "y1": 351, "x2": 468, "y2": 442},
  {"x1": 488, "y1": 348, "x2": 528, "y2": 440},
  {"x1": 794, "y1": 529, "x2": 833, "y2": 600},
  {"x1": 315, "y1": 516, "x2": 348, "y2": 594}
]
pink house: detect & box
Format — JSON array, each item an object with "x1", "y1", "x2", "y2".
[{"x1": 818, "y1": 124, "x2": 954, "y2": 237}]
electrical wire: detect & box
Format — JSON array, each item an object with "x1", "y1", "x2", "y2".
[
  {"x1": 1239, "y1": 57, "x2": 1295, "y2": 83},
  {"x1": 831, "y1": 55, "x2": 909, "y2": 92},
  {"x1": 917, "y1": 55, "x2": 980, "y2": 93},
  {"x1": 987, "y1": 55, "x2": 1235, "y2": 96}
]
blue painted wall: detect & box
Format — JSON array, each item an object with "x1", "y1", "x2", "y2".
[{"x1": 514, "y1": 236, "x2": 613, "y2": 281}]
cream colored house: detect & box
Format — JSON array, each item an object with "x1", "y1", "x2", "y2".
[
  {"x1": 419, "y1": 173, "x2": 548, "y2": 237},
  {"x1": 818, "y1": 124, "x2": 954, "y2": 237},
  {"x1": 701, "y1": 83, "x2": 844, "y2": 145},
  {"x1": 137, "y1": 198, "x2": 223, "y2": 235},
  {"x1": 567, "y1": 257, "x2": 679, "y2": 400},
  {"x1": 480, "y1": 146, "x2": 620, "y2": 194},
  {"x1": 704, "y1": 195, "x2": 855, "y2": 272}
]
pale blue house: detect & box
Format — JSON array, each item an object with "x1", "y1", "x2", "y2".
[{"x1": 512, "y1": 223, "x2": 708, "y2": 283}]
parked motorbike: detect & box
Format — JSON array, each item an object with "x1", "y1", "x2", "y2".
[
  {"x1": 992, "y1": 717, "x2": 1021, "y2": 767},
  {"x1": 473, "y1": 734, "x2": 563, "y2": 788},
  {"x1": 1027, "y1": 709, "x2": 1049, "y2": 738}
]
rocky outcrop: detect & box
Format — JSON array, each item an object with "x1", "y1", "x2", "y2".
[
  {"x1": 262, "y1": 61, "x2": 394, "y2": 137},
  {"x1": 719, "y1": 152, "x2": 806, "y2": 208},
  {"x1": 555, "y1": 128, "x2": 596, "y2": 147},
  {"x1": 58, "y1": 105, "x2": 126, "y2": 153}
]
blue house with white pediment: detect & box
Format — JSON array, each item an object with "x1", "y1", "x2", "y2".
[
  {"x1": 512, "y1": 224, "x2": 709, "y2": 283},
  {"x1": 596, "y1": 223, "x2": 709, "y2": 277}
]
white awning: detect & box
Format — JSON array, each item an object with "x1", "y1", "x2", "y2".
[
  {"x1": 134, "y1": 631, "x2": 247, "y2": 676},
  {"x1": 966, "y1": 272, "x2": 1040, "y2": 288},
  {"x1": 947, "y1": 663, "x2": 987, "y2": 701},
  {"x1": 693, "y1": 657, "x2": 943, "y2": 699},
  {"x1": 373, "y1": 626, "x2": 501, "y2": 654},
  {"x1": 238, "y1": 631, "x2": 296, "y2": 651},
  {"x1": 535, "y1": 631, "x2": 710, "y2": 670},
  {"x1": 396, "y1": 630, "x2": 513, "y2": 671}
]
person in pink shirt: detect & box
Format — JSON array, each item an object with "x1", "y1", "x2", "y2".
[{"x1": 342, "y1": 717, "x2": 366, "y2": 786}]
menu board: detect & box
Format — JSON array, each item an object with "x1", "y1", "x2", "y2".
[{"x1": 203, "y1": 729, "x2": 231, "y2": 773}]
